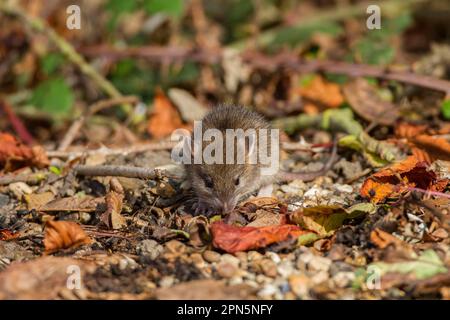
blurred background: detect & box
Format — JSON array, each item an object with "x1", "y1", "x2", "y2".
[{"x1": 0, "y1": 0, "x2": 449, "y2": 146}]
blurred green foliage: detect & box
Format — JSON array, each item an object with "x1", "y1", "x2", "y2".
[
  {"x1": 354, "y1": 12, "x2": 413, "y2": 65},
  {"x1": 441, "y1": 100, "x2": 450, "y2": 120},
  {"x1": 30, "y1": 78, "x2": 74, "y2": 115}
]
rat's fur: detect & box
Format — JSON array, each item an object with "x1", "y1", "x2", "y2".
[
  {"x1": 185, "y1": 105, "x2": 274, "y2": 215},
  {"x1": 185, "y1": 105, "x2": 337, "y2": 216}
]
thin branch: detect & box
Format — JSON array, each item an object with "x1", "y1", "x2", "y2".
[
  {"x1": 74, "y1": 165, "x2": 164, "y2": 179},
  {"x1": 0, "y1": 172, "x2": 48, "y2": 186},
  {"x1": 47, "y1": 141, "x2": 176, "y2": 159}
]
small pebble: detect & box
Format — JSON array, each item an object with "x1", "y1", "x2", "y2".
[
  {"x1": 333, "y1": 271, "x2": 355, "y2": 288},
  {"x1": 164, "y1": 240, "x2": 186, "y2": 255},
  {"x1": 260, "y1": 259, "x2": 277, "y2": 278},
  {"x1": 216, "y1": 262, "x2": 238, "y2": 278},
  {"x1": 265, "y1": 252, "x2": 281, "y2": 264},
  {"x1": 159, "y1": 276, "x2": 175, "y2": 288},
  {"x1": 248, "y1": 251, "x2": 263, "y2": 261},
  {"x1": 136, "y1": 239, "x2": 164, "y2": 260},
  {"x1": 202, "y1": 250, "x2": 221, "y2": 263},
  {"x1": 220, "y1": 254, "x2": 240, "y2": 267}
]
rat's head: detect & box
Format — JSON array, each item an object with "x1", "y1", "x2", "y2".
[{"x1": 190, "y1": 163, "x2": 261, "y2": 214}]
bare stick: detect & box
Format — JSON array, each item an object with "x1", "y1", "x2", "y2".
[
  {"x1": 48, "y1": 141, "x2": 176, "y2": 159},
  {"x1": 0, "y1": 172, "x2": 48, "y2": 186},
  {"x1": 74, "y1": 165, "x2": 163, "y2": 179}
]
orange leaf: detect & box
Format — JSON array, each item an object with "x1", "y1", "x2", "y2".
[
  {"x1": 360, "y1": 155, "x2": 447, "y2": 203},
  {"x1": 147, "y1": 90, "x2": 190, "y2": 139},
  {"x1": 370, "y1": 228, "x2": 405, "y2": 249},
  {"x1": 210, "y1": 221, "x2": 307, "y2": 253},
  {"x1": 395, "y1": 123, "x2": 450, "y2": 162},
  {"x1": 299, "y1": 76, "x2": 344, "y2": 110},
  {"x1": 0, "y1": 132, "x2": 48, "y2": 171},
  {"x1": 43, "y1": 220, "x2": 91, "y2": 254},
  {"x1": 0, "y1": 229, "x2": 20, "y2": 241}
]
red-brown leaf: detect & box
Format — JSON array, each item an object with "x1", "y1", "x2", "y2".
[{"x1": 210, "y1": 221, "x2": 307, "y2": 253}]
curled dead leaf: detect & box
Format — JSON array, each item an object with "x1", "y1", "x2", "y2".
[
  {"x1": 343, "y1": 78, "x2": 399, "y2": 126},
  {"x1": 0, "y1": 132, "x2": 49, "y2": 171},
  {"x1": 44, "y1": 220, "x2": 91, "y2": 254},
  {"x1": 360, "y1": 155, "x2": 448, "y2": 203}
]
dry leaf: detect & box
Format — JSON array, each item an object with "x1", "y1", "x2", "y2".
[
  {"x1": 299, "y1": 76, "x2": 344, "y2": 111},
  {"x1": 39, "y1": 195, "x2": 105, "y2": 212},
  {"x1": 0, "y1": 132, "x2": 49, "y2": 171},
  {"x1": 396, "y1": 123, "x2": 450, "y2": 162},
  {"x1": 0, "y1": 229, "x2": 19, "y2": 241},
  {"x1": 211, "y1": 221, "x2": 307, "y2": 253},
  {"x1": 360, "y1": 155, "x2": 448, "y2": 203},
  {"x1": 24, "y1": 191, "x2": 55, "y2": 210},
  {"x1": 370, "y1": 228, "x2": 406, "y2": 249},
  {"x1": 43, "y1": 220, "x2": 91, "y2": 254},
  {"x1": 147, "y1": 89, "x2": 191, "y2": 139},
  {"x1": 101, "y1": 191, "x2": 126, "y2": 230},
  {"x1": 343, "y1": 78, "x2": 399, "y2": 126}
]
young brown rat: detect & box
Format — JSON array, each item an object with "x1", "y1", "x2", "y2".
[{"x1": 185, "y1": 105, "x2": 337, "y2": 216}]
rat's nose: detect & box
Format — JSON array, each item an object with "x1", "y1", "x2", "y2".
[{"x1": 221, "y1": 201, "x2": 235, "y2": 214}]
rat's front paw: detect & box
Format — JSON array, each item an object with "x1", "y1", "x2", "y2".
[{"x1": 192, "y1": 200, "x2": 216, "y2": 216}]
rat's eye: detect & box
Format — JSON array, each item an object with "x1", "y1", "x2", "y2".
[
  {"x1": 234, "y1": 177, "x2": 240, "y2": 186},
  {"x1": 203, "y1": 176, "x2": 214, "y2": 189}
]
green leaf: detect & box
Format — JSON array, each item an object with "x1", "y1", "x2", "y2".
[
  {"x1": 40, "y1": 53, "x2": 64, "y2": 76},
  {"x1": 30, "y1": 78, "x2": 74, "y2": 115},
  {"x1": 105, "y1": 0, "x2": 137, "y2": 14},
  {"x1": 271, "y1": 21, "x2": 343, "y2": 48},
  {"x1": 339, "y1": 135, "x2": 389, "y2": 167},
  {"x1": 291, "y1": 203, "x2": 375, "y2": 237},
  {"x1": 441, "y1": 100, "x2": 450, "y2": 120},
  {"x1": 143, "y1": 0, "x2": 184, "y2": 17},
  {"x1": 370, "y1": 250, "x2": 447, "y2": 280},
  {"x1": 297, "y1": 232, "x2": 320, "y2": 246}
]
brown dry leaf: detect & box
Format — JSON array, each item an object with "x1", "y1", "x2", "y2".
[
  {"x1": 0, "y1": 229, "x2": 20, "y2": 241},
  {"x1": 24, "y1": 191, "x2": 55, "y2": 210},
  {"x1": 39, "y1": 195, "x2": 105, "y2": 212},
  {"x1": 396, "y1": 123, "x2": 450, "y2": 162},
  {"x1": 100, "y1": 191, "x2": 125, "y2": 230},
  {"x1": 100, "y1": 178, "x2": 126, "y2": 230},
  {"x1": 360, "y1": 155, "x2": 448, "y2": 203},
  {"x1": 43, "y1": 220, "x2": 92, "y2": 254},
  {"x1": 343, "y1": 78, "x2": 399, "y2": 126},
  {"x1": 0, "y1": 256, "x2": 92, "y2": 299},
  {"x1": 210, "y1": 221, "x2": 308, "y2": 253},
  {"x1": 299, "y1": 75, "x2": 344, "y2": 111},
  {"x1": 0, "y1": 132, "x2": 49, "y2": 171},
  {"x1": 147, "y1": 89, "x2": 191, "y2": 139},
  {"x1": 370, "y1": 228, "x2": 407, "y2": 249}
]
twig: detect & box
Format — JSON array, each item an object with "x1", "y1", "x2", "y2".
[
  {"x1": 407, "y1": 187, "x2": 450, "y2": 200},
  {"x1": 0, "y1": 99, "x2": 35, "y2": 145},
  {"x1": 81, "y1": 45, "x2": 450, "y2": 95},
  {"x1": 74, "y1": 165, "x2": 163, "y2": 179},
  {"x1": 57, "y1": 96, "x2": 139, "y2": 151},
  {"x1": 0, "y1": 172, "x2": 48, "y2": 186},
  {"x1": 0, "y1": 3, "x2": 129, "y2": 112},
  {"x1": 47, "y1": 140, "x2": 176, "y2": 159}
]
